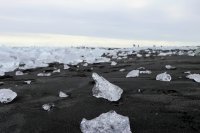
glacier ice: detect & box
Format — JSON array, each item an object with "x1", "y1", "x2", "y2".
[
  {"x1": 126, "y1": 70, "x2": 140, "y2": 78},
  {"x1": 92, "y1": 73, "x2": 123, "y2": 101},
  {"x1": 0, "y1": 89, "x2": 17, "y2": 103},
  {"x1": 80, "y1": 110, "x2": 132, "y2": 133},
  {"x1": 186, "y1": 74, "x2": 200, "y2": 83},
  {"x1": 156, "y1": 72, "x2": 172, "y2": 82}
]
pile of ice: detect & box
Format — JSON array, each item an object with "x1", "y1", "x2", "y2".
[
  {"x1": 186, "y1": 74, "x2": 200, "y2": 83},
  {"x1": 156, "y1": 72, "x2": 172, "y2": 82},
  {"x1": 92, "y1": 73, "x2": 123, "y2": 101},
  {"x1": 0, "y1": 89, "x2": 17, "y2": 103},
  {"x1": 80, "y1": 111, "x2": 132, "y2": 133},
  {"x1": 126, "y1": 70, "x2": 140, "y2": 78}
]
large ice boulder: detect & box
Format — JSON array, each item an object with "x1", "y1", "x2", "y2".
[
  {"x1": 186, "y1": 74, "x2": 200, "y2": 83},
  {"x1": 0, "y1": 89, "x2": 17, "y2": 103},
  {"x1": 126, "y1": 70, "x2": 140, "y2": 78},
  {"x1": 80, "y1": 111, "x2": 132, "y2": 133},
  {"x1": 156, "y1": 72, "x2": 172, "y2": 82},
  {"x1": 92, "y1": 73, "x2": 123, "y2": 101}
]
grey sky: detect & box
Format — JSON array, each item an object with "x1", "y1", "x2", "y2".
[{"x1": 0, "y1": 0, "x2": 200, "y2": 45}]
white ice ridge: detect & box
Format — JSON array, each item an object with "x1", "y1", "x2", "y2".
[
  {"x1": 126, "y1": 70, "x2": 140, "y2": 78},
  {"x1": 0, "y1": 46, "x2": 198, "y2": 76},
  {"x1": 156, "y1": 72, "x2": 172, "y2": 82},
  {"x1": 186, "y1": 74, "x2": 200, "y2": 83},
  {"x1": 0, "y1": 89, "x2": 17, "y2": 103},
  {"x1": 80, "y1": 111, "x2": 132, "y2": 133},
  {"x1": 92, "y1": 73, "x2": 123, "y2": 101}
]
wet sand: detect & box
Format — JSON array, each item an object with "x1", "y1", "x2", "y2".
[{"x1": 0, "y1": 55, "x2": 200, "y2": 133}]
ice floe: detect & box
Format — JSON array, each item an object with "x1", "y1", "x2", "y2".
[
  {"x1": 186, "y1": 74, "x2": 200, "y2": 83},
  {"x1": 80, "y1": 111, "x2": 132, "y2": 133},
  {"x1": 156, "y1": 72, "x2": 172, "y2": 82},
  {"x1": 92, "y1": 73, "x2": 123, "y2": 101},
  {"x1": 126, "y1": 70, "x2": 140, "y2": 78},
  {"x1": 59, "y1": 91, "x2": 69, "y2": 98},
  {"x1": 0, "y1": 89, "x2": 17, "y2": 103}
]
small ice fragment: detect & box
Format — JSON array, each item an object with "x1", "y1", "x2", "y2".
[
  {"x1": 59, "y1": 91, "x2": 68, "y2": 98},
  {"x1": 126, "y1": 70, "x2": 139, "y2": 78},
  {"x1": 111, "y1": 61, "x2": 117, "y2": 66},
  {"x1": 15, "y1": 71, "x2": 24, "y2": 76},
  {"x1": 53, "y1": 69, "x2": 60, "y2": 73},
  {"x1": 137, "y1": 67, "x2": 145, "y2": 70},
  {"x1": 92, "y1": 73, "x2": 123, "y2": 101},
  {"x1": 186, "y1": 74, "x2": 200, "y2": 83},
  {"x1": 0, "y1": 89, "x2": 17, "y2": 103},
  {"x1": 184, "y1": 71, "x2": 191, "y2": 74},
  {"x1": 138, "y1": 89, "x2": 141, "y2": 93},
  {"x1": 136, "y1": 54, "x2": 142, "y2": 57},
  {"x1": 165, "y1": 65, "x2": 176, "y2": 70},
  {"x1": 37, "y1": 73, "x2": 51, "y2": 77},
  {"x1": 140, "y1": 70, "x2": 152, "y2": 74},
  {"x1": 64, "y1": 64, "x2": 70, "y2": 69},
  {"x1": 80, "y1": 111, "x2": 132, "y2": 133},
  {"x1": 42, "y1": 103, "x2": 55, "y2": 111},
  {"x1": 119, "y1": 68, "x2": 125, "y2": 72},
  {"x1": 83, "y1": 63, "x2": 88, "y2": 67},
  {"x1": 24, "y1": 80, "x2": 31, "y2": 84},
  {"x1": 156, "y1": 72, "x2": 172, "y2": 82}
]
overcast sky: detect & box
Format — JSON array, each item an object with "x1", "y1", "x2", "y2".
[{"x1": 0, "y1": 0, "x2": 199, "y2": 47}]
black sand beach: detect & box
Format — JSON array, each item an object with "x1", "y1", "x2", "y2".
[{"x1": 0, "y1": 55, "x2": 200, "y2": 133}]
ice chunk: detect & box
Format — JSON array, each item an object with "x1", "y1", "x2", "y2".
[
  {"x1": 156, "y1": 72, "x2": 171, "y2": 82},
  {"x1": 186, "y1": 74, "x2": 200, "y2": 83},
  {"x1": 53, "y1": 69, "x2": 60, "y2": 73},
  {"x1": 37, "y1": 73, "x2": 51, "y2": 77},
  {"x1": 64, "y1": 64, "x2": 70, "y2": 69},
  {"x1": 165, "y1": 65, "x2": 176, "y2": 70},
  {"x1": 184, "y1": 71, "x2": 191, "y2": 74},
  {"x1": 92, "y1": 73, "x2": 123, "y2": 101},
  {"x1": 80, "y1": 110, "x2": 132, "y2": 133},
  {"x1": 42, "y1": 103, "x2": 55, "y2": 111},
  {"x1": 136, "y1": 54, "x2": 142, "y2": 57},
  {"x1": 119, "y1": 68, "x2": 125, "y2": 72},
  {"x1": 59, "y1": 91, "x2": 68, "y2": 98},
  {"x1": 0, "y1": 89, "x2": 17, "y2": 103},
  {"x1": 126, "y1": 70, "x2": 140, "y2": 78},
  {"x1": 15, "y1": 71, "x2": 25, "y2": 76},
  {"x1": 24, "y1": 80, "x2": 31, "y2": 84},
  {"x1": 83, "y1": 63, "x2": 88, "y2": 67},
  {"x1": 140, "y1": 70, "x2": 152, "y2": 74},
  {"x1": 111, "y1": 61, "x2": 117, "y2": 66}
]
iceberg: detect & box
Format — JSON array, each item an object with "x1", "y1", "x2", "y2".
[
  {"x1": 186, "y1": 74, "x2": 200, "y2": 83},
  {"x1": 126, "y1": 70, "x2": 140, "y2": 78},
  {"x1": 0, "y1": 89, "x2": 17, "y2": 103},
  {"x1": 80, "y1": 111, "x2": 132, "y2": 133},
  {"x1": 92, "y1": 73, "x2": 123, "y2": 101},
  {"x1": 156, "y1": 72, "x2": 172, "y2": 82}
]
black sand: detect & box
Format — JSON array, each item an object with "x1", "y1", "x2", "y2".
[{"x1": 0, "y1": 55, "x2": 200, "y2": 133}]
